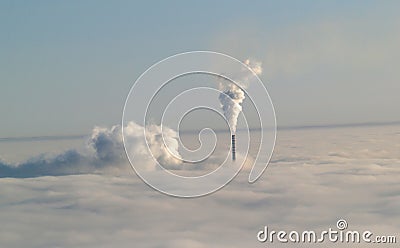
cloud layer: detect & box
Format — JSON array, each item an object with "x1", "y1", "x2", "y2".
[{"x1": 0, "y1": 124, "x2": 399, "y2": 247}]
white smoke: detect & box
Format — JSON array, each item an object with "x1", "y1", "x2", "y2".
[
  {"x1": 244, "y1": 59, "x2": 262, "y2": 76},
  {"x1": 219, "y1": 85, "x2": 245, "y2": 133},
  {"x1": 124, "y1": 121, "x2": 182, "y2": 170},
  {"x1": 0, "y1": 121, "x2": 182, "y2": 178},
  {"x1": 88, "y1": 125, "x2": 124, "y2": 162},
  {"x1": 219, "y1": 59, "x2": 262, "y2": 133}
]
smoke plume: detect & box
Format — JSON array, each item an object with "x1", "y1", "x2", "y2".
[
  {"x1": 219, "y1": 59, "x2": 262, "y2": 133},
  {"x1": 124, "y1": 121, "x2": 182, "y2": 170},
  {"x1": 0, "y1": 121, "x2": 182, "y2": 178}
]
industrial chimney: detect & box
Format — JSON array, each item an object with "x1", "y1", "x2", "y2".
[{"x1": 231, "y1": 134, "x2": 236, "y2": 161}]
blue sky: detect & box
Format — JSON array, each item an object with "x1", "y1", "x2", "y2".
[{"x1": 1, "y1": 0, "x2": 399, "y2": 137}]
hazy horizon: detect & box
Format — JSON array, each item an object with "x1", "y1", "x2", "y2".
[
  {"x1": 2, "y1": 1, "x2": 400, "y2": 137},
  {"x1": 1, "y1": 120, "x2": 400, "y2": 140}
]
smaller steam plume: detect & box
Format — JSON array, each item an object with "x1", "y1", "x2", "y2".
[{"x1": 218, "y1": 59, "x2": 262, "y2": 134}]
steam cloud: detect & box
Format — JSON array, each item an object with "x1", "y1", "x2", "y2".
[
  {"x1": 0, "y1": 59, "x2": 262, "y2": 177},
  {"x1": 0, "y1": 122, "x2": 182, "y2": 178},
  {"x1": 124, "y1": 121, "x2": 182, "y2": 170},
  {"x1": 218, "y1": 59, "x2": 262, "y2": 133}
]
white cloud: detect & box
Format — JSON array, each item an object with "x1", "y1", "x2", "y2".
[
  {"x1": 0, "y1": 124, "x2": 399, "y2": 247},
  {"x1": 0, "y1": 121, "x2": 183, "y2": 178}
]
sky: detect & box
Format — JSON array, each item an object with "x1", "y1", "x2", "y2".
[
  {"x1": 1, "y1": 0, "x2": 400, "y2": 137},
  {"x1": 0, "y1": 2, "x2": 399, "y2": 247}
]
